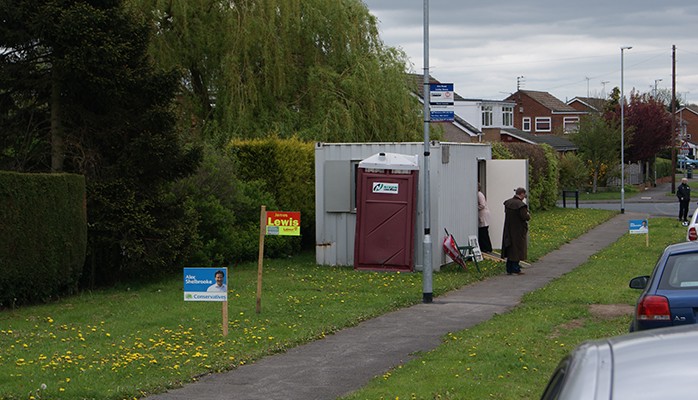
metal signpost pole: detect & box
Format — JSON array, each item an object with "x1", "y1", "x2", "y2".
[{"x1": 422, "y1": 0, "x2": 433, "y2": 303}]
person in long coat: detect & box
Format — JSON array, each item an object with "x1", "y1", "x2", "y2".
[
  {"x1": 677, "y1": 177, "x2": 691, "y2": 225},
  {"x1": 501, "y1": 187, "x2": 530, "y2": 275}
]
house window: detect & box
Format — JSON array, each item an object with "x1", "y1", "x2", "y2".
[
  {"x1": 502, "y1": 106, "x2": 513, "y2": 127},
  {"x1": 482, "y1": 105, "x2": 493, "y2": 127},
  {"x1": 563, "y1": 117, "x2": 580, "y2": 134},
  {"x1": 535, "y1": 117, "x2": 551, "y2": 132},
  {"x1": 522, "y1": 117, "x2": 531, "y2": 131}
]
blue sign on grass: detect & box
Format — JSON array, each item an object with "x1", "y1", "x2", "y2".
[
  {"x1": 629, "y1": 219, "x2": 648, "y2": 234},
  {"x1": 183, "y1": 267, "x2": 228, "y2": 302}
]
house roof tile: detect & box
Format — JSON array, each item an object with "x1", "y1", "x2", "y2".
[
  {"x1": 501, "y1": 128, "x2": 578, "y2": 152},
  {"x1": 518, "y1": 90, "x2": 582, "y2": 113},
  {"x1": 568, "y1": 96, "x2": 606, "y2": 113}
]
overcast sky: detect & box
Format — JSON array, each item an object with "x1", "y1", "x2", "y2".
[{"x1": 362, "y1": 0, "x2": 698, "y2": 104}]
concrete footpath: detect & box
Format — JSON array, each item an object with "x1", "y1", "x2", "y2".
[{"x1": 147, "y1": 212, "x2": 641, "y2": 400}]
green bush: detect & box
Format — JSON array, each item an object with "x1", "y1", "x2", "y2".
[
  {"x1": 558, "y1": 152, "x2": 589, "y2": 191},
  {"x1": 172, "y1": 144, "x2": 300, "y2": 266},
  {"x1": 0, "y1": 172, "x2": 86, "y2": 307},
  {"x1": 85, "y1": 178, "x2": 200, "y2": 286},
  {"x1": 491, "y1": 141, "x2": 513, "y2": 159},
  {"x1": 494, "y1": 142, "x2": 559, "y2": 211},
  {"x1": 655, "y1": 157, "x2": 672, "y2": 179},
  {"x1": 229, "y1": 137, "x2": 315, "y2": 250}
]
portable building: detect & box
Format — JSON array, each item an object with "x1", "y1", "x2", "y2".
[{"x1": 316, "y1": 141, "x2": 531, "y2": 272}]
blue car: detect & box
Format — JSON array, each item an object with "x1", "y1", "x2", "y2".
[
  {"x1": 677, "y1": 155, "x2": 698, "y2": 169},
  {"x1": 629, "y1": 241, "x2": 698, "y2": 331}
]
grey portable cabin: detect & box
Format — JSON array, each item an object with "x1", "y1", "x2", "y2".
[{"x1": 315, "y1": 141, "x2": 492, "y2": 271}]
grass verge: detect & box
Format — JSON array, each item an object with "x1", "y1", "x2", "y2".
[
  {"x1": 1, "y1": 208, "x2": 614, "y2": 400},
  {"x1": 341, "y1": 217, "x2": 686, "y2": 400}
]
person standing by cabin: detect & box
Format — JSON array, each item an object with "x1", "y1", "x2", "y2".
[
  {"x1": 501, "y1": 187, "x2": 530, "y2": 275},
  {"x1": 477, "y1": 183, "x2": 493, "y2": 253}
]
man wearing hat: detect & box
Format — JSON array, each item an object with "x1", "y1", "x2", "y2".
[{"x1": 501, "y1": 187, "x2": 531, "y2": 275}]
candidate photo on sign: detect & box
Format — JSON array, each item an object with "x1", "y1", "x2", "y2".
[{"x1": 207, "y1": 270, "x2": 227, "y2": 292}]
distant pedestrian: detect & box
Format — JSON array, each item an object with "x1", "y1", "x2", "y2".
[
  {"x1": 477, "y1": 183, "x2": 493, "y2": 253},
  {"x1": 501, "y1": 187, "x2": 530, "y2": 275},
  {"x1": 677, "y1": 177, "x2": 691, "y2": 225}
]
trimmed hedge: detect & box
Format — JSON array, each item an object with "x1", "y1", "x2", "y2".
[
  {"x1": 655, "y1": 157, "x2": 672, "y2": 180},
  {"x1": 229, "y1": 137, "x2": 315, "y2": 250},
  {"x1": 0, "y1": 172, "x2": 87, "y2": 307}
]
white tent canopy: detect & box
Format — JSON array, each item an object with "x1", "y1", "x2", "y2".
[{"x1": 358, "y1": 152, "x2": 419, "y2": 171}]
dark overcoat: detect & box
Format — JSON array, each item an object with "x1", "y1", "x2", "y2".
[
  {"x1": 677, "y1": 183, "x2": 691, "y2": 202},
  {"x1": 501, "y1": 196, "x2": 531, "y2": 261}
]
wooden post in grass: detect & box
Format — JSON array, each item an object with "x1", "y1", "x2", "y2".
[
  {"x1": 222, "y1": 301, "x2": 228, "y2": 336},
  {"x1": 256, "y1": 205, "x2": 266, "y2": 314},
  {"x1": 644, "y1": 219, "x2": 649, "y2": 247}
]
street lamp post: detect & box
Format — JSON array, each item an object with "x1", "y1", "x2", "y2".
[
  {"x1": 621, "y1": 46, "x2": 632, "y2": 214},
  {"x1": 421, "y1": 0, "x2": 433, "y2": 304}
]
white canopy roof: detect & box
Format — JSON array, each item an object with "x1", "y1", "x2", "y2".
[{"x1": 358, "y1": 152, "x2": 419, "y2": 171}]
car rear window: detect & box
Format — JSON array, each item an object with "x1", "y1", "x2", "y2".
[{"x1": 658, "y1": 253, "x2": 698, "y2": 289}]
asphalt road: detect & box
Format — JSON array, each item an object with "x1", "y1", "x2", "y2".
[
  {"x1": 566, "y1": 201, "x2": 682, "y2": 217},
  {"x1": 558, "y1": 182, "x2": 687, "y2": 218}
]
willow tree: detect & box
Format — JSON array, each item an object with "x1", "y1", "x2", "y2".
[{"x1": 128, "y1": 0, "x2": 422, "y2": 143}]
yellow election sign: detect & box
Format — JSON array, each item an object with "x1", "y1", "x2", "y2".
[{"x1": 265, "y1": 211, "x2": 301, "y2": 236}]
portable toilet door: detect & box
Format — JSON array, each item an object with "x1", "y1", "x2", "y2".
[{"x1": 354, "y1": 152, "x2": 419, "y2": 271}]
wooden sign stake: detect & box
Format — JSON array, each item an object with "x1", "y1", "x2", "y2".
[
  {"x1": 256, "y1": 205, "x2": 266, "y2": 313},
  {"x1": 222, "y1": 301, "x2": 228, "y2": 336}
]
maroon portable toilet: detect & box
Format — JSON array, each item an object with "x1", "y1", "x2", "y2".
[{"x1": 354, "y1": 152, "x2": 419, "y2": 271}]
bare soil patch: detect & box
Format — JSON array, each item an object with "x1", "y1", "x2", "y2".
[
  {"x1": 589, "y1": 304, "x2": 634, "y2": 319},
  {"x1": 548, "y1": 304, "x2": 634, "y2": 338}
]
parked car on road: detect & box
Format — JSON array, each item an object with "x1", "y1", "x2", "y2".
[
  {"x1": 629, "y1": 241, "x2": 698, "y2": 331},
  {"x1": 678, "y1": 154, "x2": 698, "y2": 170},
  {"x1": 540, "y1": 325, "x2": 698, "y2": 400},
  {"x1": 686, "y1": 209, "x2": 698, "y2": 241}
]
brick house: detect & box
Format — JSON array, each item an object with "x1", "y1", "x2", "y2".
[
  {"x1": 678, "y1": 105, "x2": 698, "y2": 143},
  {"x1": 505, "y1": 90, "x2": 587, "y2": 135},
  {"x1": 567, "y1": 96, "x2": 607, "y2": 114},
  {"x1": 410, "y1": 74, "x2": 516, "y2": 142},
  {"x1": 410, "y1": 77, "x2": 577, "y2": 151}
]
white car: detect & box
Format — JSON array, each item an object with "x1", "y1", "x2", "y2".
[
  {"x1": 687, "y1": 208, "x2": 698, "y2": 241},
  {"x1": 540, "y1": 325, "x2": 698, "y2": 400}
]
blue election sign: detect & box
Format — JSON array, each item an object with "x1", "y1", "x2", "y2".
[
  {"x1": 184, "y1": 267, "x2": 228, "y2": 302},
  {"x1": 629, "y1": 219, "x2": 648, "y2": 234}
]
